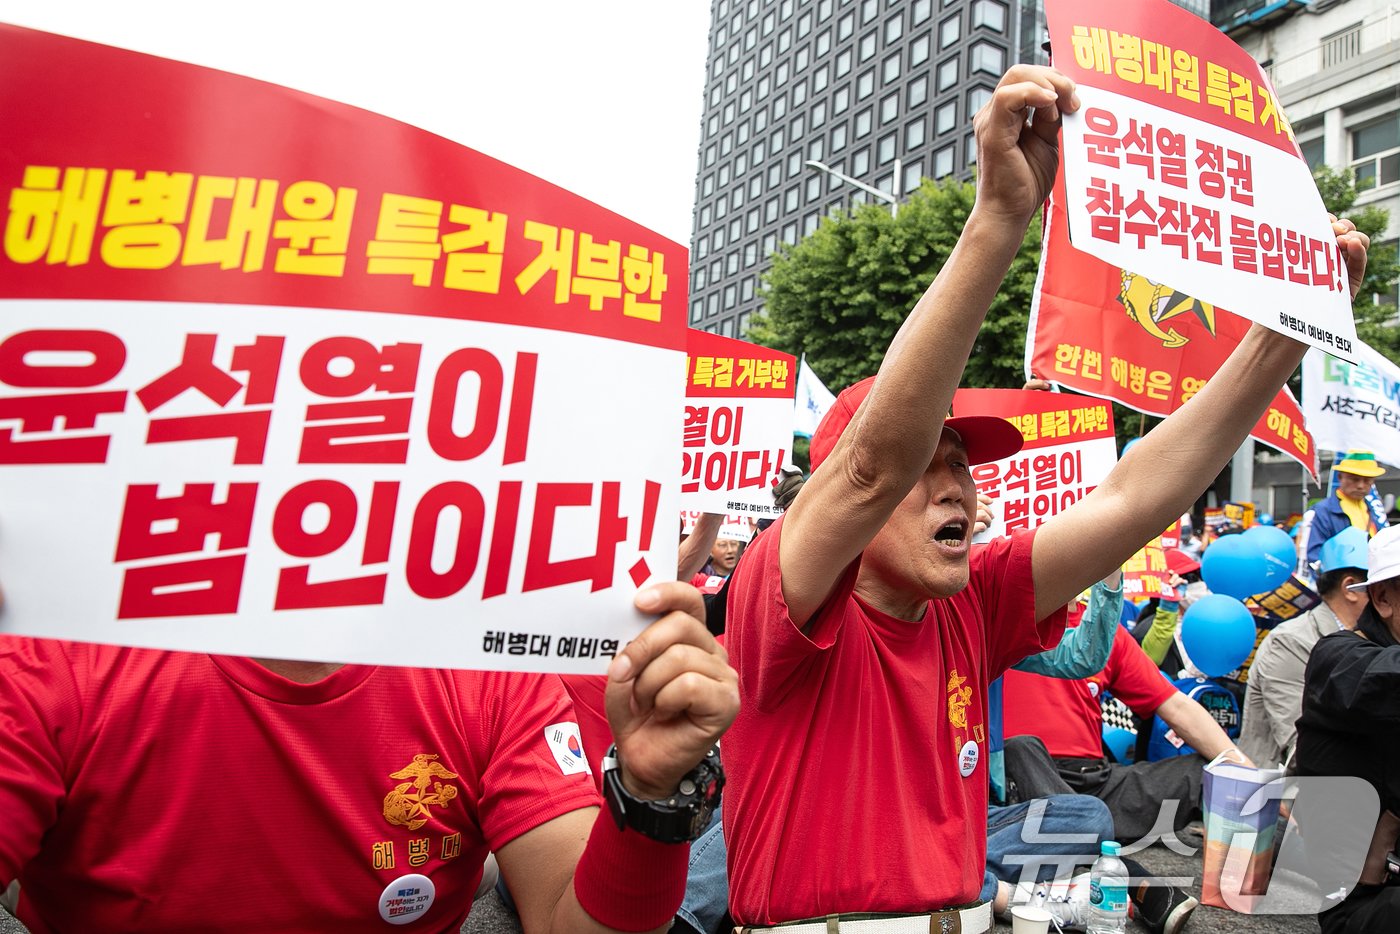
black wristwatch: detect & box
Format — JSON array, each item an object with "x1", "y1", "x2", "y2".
[{"x1": 601, "y1": 744, "x2": 724, "y2": 844}]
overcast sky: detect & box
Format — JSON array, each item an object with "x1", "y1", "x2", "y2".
[{"x1": 0, "y1": 0, "x2": 712, "y2": 245}]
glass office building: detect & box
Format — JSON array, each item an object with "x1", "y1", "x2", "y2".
[{"x1": 689, "y1": 0, "x2": 1213, "y2": 339}]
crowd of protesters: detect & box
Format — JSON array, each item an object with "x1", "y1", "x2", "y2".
[{"x1": 1, "y1": 61, "x2": 1393, "y2": 934}]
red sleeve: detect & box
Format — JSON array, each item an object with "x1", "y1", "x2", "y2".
[
  {"x1": 0, "y1": 637, "x2": 81, "y2": 886},
  {"x1": 1104, "y1": 627, "x2": 1178, "y2": 718},
  {"x1": 973, "y1": 529, "x2": 1069, "y2": 678},
  {"x1": 559, "y1": 674, "x2": 611, "y2": 793},
  {"x1": 475, "y1": 672, "x2": 602, "y2": 852},
  {"x1": 725, "y1": 515, "x2": 860, "y2": 711}
]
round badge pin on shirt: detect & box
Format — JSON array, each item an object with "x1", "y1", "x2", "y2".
[
  {"x1": 379, "y1": 873, "x2": 436, "y2": 925},
  {"x1": 958, "y1": 740, "x2": 979, "y2": 778}
]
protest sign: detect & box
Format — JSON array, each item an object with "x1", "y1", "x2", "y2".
[
  {"x1": 1303, "y1": 340, "x2": 1400, "y2": 470},
  {"x1": 0, "y1": 27, "x2": 688, "y2": 672},
  {"x1": 1123, "y1": 537, "x2": 1173, "y2": 600},
  {"x1": 1160, "y1": 518, "x2": 1182, "y2": 551},
  {"x1": 955, "y1": 388, "x2": 1117, "y2": 539},
  {"x1": 1029, "y1": 167, "x2": 1318, "y2": 477},
  {"x1": 682, "y1": 330, "x2": 795, "y2": 516},
  {"x1": 1044, "y1": 0, "x2": 1356, "y2": 358}
]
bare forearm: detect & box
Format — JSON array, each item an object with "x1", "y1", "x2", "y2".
[
  {"x1": 1159, "y1": 693, "x2": 1237, "y2": 760},
  {"x1": 1104, "y1": 325, "x2": 1303, "y2": 546},
  {"x1": 550, "y1": 889, "x2": 669, "y2": 934},
  {"x1": 676, "y1": 513, "x2": 724, "y2": 581},
  {"x1": 844, "y1": 209, "x2": 1029, "y2": 490},
  {"x1": 1037, "y1": 325, "x2": 1305, "y2": 614}
]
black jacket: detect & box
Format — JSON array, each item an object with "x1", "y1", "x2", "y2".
[{"x1": 1294, "y1": 604, "x2": 1400, "y2": 811}]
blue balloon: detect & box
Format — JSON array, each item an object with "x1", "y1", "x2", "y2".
[
  {"x1": 1256, "y1": 512, "x2": 1275, "y2": 526},
  {"x1": 1121, "y1": 437, "x2": 1142, "y2": 458},
  {"x1": 1200, "y1": 534, "x2": 1274, "y2": 600},
  {"x1": 1180, "y1": 594, "x2": 1258, "y2": 678},
  {"x1": 1243, "y1": 524, "x2": 1296, "y2": 590}
]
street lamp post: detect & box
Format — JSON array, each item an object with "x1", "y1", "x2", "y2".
[{"x1": 804, "y1": 158, "x2": 902, "y2": 218}]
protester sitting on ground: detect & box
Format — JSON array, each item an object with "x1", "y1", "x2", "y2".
[
  {"x1": 719, "y1": 61, "x2": 1369, "y2": 933},
  {"x1": 1294, "y1": 524, "x2": 1400, "y2": 932},
  {"x1": 1002, "y1": 621, "x2": 1251, "y2": 844},
  {"x1": 985, "y1": 574, "x2": 1198, "y2": 934},
  {"x1": 1299, "y1": 450, "x2": 1390, "y2": 570},
  {"x1": 0, "y1": 580, "x2": 738, "y2": 933},
  {"x1": 1239, "y1": 527, "x2": 1369, "y2": 770}
]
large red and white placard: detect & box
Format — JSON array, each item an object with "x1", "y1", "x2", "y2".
[
  {"x1": 1046, "y1": 0, "x2": 1356, "y2": 359},
  {"x1": 0, "y1": 27, "x2": 687, "y2": 672},
  {"x1": 682, "y1": 330, "x2": 795, "y2": 517}
]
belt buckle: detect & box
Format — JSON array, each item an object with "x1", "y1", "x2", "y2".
[{"x1": 928, "y1": 907, "x2": 962, "y2": 934}]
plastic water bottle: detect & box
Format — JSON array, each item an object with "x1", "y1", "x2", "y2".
[{"x1": 1087, "y1": 840, "x2": 1129, "y2": 934}]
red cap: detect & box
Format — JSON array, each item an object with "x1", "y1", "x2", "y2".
[
  {"x1": 808, "y1": 376, "x2": 1025, "y2": 471},
  {"x1": 1164, "y1": 548, "x2": 1201, "y2": 576}
]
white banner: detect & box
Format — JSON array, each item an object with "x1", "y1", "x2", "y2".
[
  {"x1": 0, "y1": 301, "x2": 682, "y2": 673},
  {"x1": 1303, "y1": 340, "x2": 1400, "y2": 469},
  {"x1": 1061, "y1": 85, "x2": 1356, "y2": 359}
]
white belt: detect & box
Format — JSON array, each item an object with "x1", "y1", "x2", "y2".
[{"x1": 735, "y1": 902, "x2": 992, "y2": 934}]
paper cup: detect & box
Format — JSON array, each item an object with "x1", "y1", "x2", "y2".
[{"x1": 1009, "y1": 904, "x2": 1053, "y2": 934}]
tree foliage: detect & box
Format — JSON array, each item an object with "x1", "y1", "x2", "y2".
[
  {"x1": 1313, "y1": 166, "x2": 1400, "y2": 362},
  {"x1": 748, "y1": 176, "x2": 1042, "y2": 392}
]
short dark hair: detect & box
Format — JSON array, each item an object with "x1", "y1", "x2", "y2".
[{"x1": 1317, "y1": 566, "x2": 1366, "y2": 598}]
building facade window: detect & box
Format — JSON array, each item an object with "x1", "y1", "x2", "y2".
[
  {"x1": 860, "y1": 30, "x2": 879, "y2": 62},
  {"x1": 910, "y1": 32, "x2": 931, "y2": 67},
  {"x1": 908, "y1": 75, "x2": 929, "y2": 108},
  {"x1": 971, "y1": 0, "x2": 1006, "y2": 33},
  {"x1": 1352, "y1": 112, "x2": 1400, "y2": 190},
  {"x1": 970, "y1": 41, "x2": 1005, "y2": 76},
  {"x1": 858, "y1": 69, "x2": 875, "y2": 99},
  {"x1": 903, "y1": 159, "x2": 924, "y2": 193},
  {"x1": 939, "y1": 14, "x2": 960, "y2": 48},
  {"x1": 967, "y1": 85, "x2": 993, "y2": 115},
  {"x1": 883, "y1": 52, "x2": 902, "y2": 83},
  {"x1": 877, "y1": 133, "x2": 897, "y2": 165},
  {"x1": 906, "y1": 117, "x2": 926, "y2": 149},
  {"x1": 936, "y1": 100, "x2": 957, "y2": 136},
  {"x1": 938, "y1": 56, "x2": 959, "y2": 91},
  {"x1": 856, "y1": 107, "x2": 873, "y2": 138},
  {"x1": 934, "y1": 145, "x2": 954, "y2": 178},
  {"x1": 881, "y1": 93, "x2": 900, "y2": 124}
]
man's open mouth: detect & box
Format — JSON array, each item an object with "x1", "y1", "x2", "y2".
[{"x1": 933, "y1": 519, "x2": 968, "y2": 546}]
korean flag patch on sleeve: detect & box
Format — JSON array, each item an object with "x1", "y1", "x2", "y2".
[{"x1": 544, "y1": 721, "x2": 591, "y2": 776}]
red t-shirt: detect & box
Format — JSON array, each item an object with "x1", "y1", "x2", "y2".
[
  {"x1": 723, "y1": 518, "x2": 1065, "y2": 924},
  {"x1": 0, "y1": 638, "x2": 600, "y2": 933},
  {"x1": 1003, "y1": 625, "x2": 1177, "y2": 758}
]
